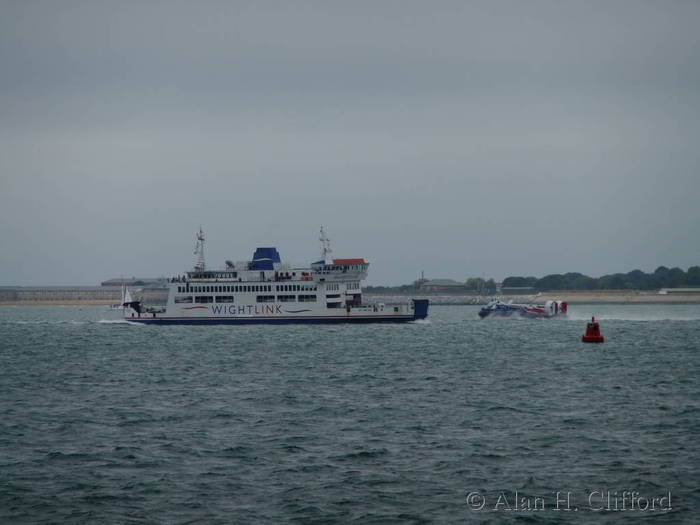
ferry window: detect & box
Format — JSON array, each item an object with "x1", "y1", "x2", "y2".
[
  {"x1": 195, "y1": 296, "x2": 213, "y2": 303},
  {"x1": 217, "y1": 296, "x2": 234, "y2": 303},
  {"x1": 326, "y1": 294, "x2": 341, "y2": 299},
  {"x1": 394, "y1": 307, "x2": 399, "y2": 312},
  {"x1": 256, "y1": 295, "x2": 275, "y2": 303},
  {"x1": 174, "y1": 295, "x2": 193, "y2": 303},
  {"x1": 298, "y1": 295, "x2": 317, "y2": 302},
  {"x1": 277, "y1": 295, "x2": 296, "y2": 302}
]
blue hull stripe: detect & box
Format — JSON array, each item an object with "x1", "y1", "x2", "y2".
[{"x1": 124, "y1": 315, "x2": 420, "y2": 325}]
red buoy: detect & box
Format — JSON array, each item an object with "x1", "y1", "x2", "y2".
[{"x1": 582, "y1": 316, "x2": 604, "y2": 343}]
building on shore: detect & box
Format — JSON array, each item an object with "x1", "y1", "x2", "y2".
[
  {"x1": 658, "y1": 287, "x2": 700, "y2": 295},
  {"x1": 100, "y1": 277, "x2": 168, "y2": 289},
  {"x1": 419, "y1": 279, "x2": 467, "y2": 292}
]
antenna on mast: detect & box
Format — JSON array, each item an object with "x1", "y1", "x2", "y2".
[
  {"x1": 194, "y1": 226, "x2": 206, "y2": 271},
  {"x1": 319, "y1": 226, "x2": 332, "y2": 262}
]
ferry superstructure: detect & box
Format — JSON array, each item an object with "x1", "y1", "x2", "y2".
[{"x1": 123, "y1": 228, "x2": 428, "y2": 324}]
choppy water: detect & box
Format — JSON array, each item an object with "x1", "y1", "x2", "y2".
[{"x1": 1, "y1": 304, "x2": 698, "y2": 523}]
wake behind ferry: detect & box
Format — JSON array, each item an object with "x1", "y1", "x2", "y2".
[{"x1": 123, "y1": 228, "x2": 428, "y2": 325}]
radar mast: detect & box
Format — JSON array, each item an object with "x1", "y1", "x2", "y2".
[
  {"x1": 319, "y1": 226, "x2": 332, "y2": 262},
  {"x1": 194, "y1": 226, "x2": 206, "y2": 271}
]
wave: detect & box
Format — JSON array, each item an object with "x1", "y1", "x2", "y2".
[
  {"x1": 97, "y1": 319, "x2": 144, "y2": 325},
  {"x1": 12, "y1": 320, "x2": 87, "y2": 325},
  {"x1": 565, "y1": 312, "x2": 700, "y2": 322}
]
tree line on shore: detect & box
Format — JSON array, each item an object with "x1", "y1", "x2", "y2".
[
  {"x1": 365, "y1": 266, "x2": 700, "y2": 293},
  {"x1": 503, "y1": 266, "x2": 700, "y2": 291}
]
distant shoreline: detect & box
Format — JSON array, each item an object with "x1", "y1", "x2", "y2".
[
  {"x1": 364, "y1": 291, "x2": 700, "y2": 305},
  {"x1": 2, "y1": 291, "x2": 700, "y2": 307},
  {"x1": 0, "y1": 300, "x2": 115, "y2": 306}
]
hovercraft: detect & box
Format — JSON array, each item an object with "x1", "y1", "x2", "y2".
[{"x1": 478, "y1": 299, "x2": 567, "y2": 319}]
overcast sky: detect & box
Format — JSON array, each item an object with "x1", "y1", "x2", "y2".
[{"x1": 1, "y1": 0, "x2": 699, "y2": 286}]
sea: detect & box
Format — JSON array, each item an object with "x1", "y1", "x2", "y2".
[{"x1": 1, "y1": 304, "x2": 698, "y2": 524}]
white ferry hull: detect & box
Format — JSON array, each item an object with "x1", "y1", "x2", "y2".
[{"x1": 125, "y1": 299, "x2": 428, "y2": 325}]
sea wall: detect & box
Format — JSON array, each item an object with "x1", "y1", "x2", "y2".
[
  {"x1": 0, "y1": 287, "x2": 168, "y2": 306},
  {"x1": 1, "y1": 287, "x2": 699, "y2": 306}
]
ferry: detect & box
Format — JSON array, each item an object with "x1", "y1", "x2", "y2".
[
  {"x1": 123, "y1": 228, "x2": 429, "y2": 325},
  {"x1": 478, "y1": 298, "x2": 568, "y2": 319}
]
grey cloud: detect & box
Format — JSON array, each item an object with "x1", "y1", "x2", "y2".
[{"x1": 1, "y1": 1, "x2": 699, "y2": 285}]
